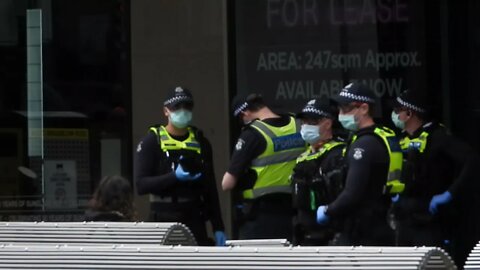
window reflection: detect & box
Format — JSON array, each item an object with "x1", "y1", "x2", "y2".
[{"x1": 0, "y1": 0, "x2": 130, "y2": 221}]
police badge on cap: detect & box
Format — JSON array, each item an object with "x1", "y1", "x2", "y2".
[
  {"x1": 163, "y1": 86, "x2": 194, "y2": 108},
  {"x1": 296, "y1": 98, "x2": 335, "y2": 119}
]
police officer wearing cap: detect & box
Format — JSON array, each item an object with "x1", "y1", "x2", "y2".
[
  {"x1": 134, "y1": 86, "x2": 226, "y2": 246},
  {"x1": 222, "y1": 93, "x2": 306, "y2": 240},
  {"x1": 291, "y1": 99, "x2": 346, "y2": 245},
  {"x1": 391, "y1": 89, "x2": 479, "y2": 266},
  {"x1": 315, "y1": 82, "x2": 403, "y2": 246}
]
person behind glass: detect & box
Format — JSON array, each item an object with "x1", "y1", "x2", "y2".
[
  {"x1": 85, "y1": 175, "x2": 135, "y2": 221},
  {"x1": 315, "y1": 82, "x2": 403, "y2": 246},
  {"x1": 134, "y1": 86, "x2": 226, "y2": 246},
  {"x1": 390, "y1": 89, "x2": 479, "y2": 267},
  {"x1": 222, "y1": 93, "x2": 306, "y2": 240},
  {"x1": 291, "y1": 99, "x2": 346, "y2": 245}
]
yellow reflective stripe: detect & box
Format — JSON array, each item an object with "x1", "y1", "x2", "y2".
[
  {"x1": 296, "y1": 141, "x2": 345, "y2": 163},
  {"x1": 251, "y1": 121, "x2": 277, "y2": 138},
  {"x1": 244, "y1": 116, "x2": 306, "y2": 199},
  {"x1": 400, "y1": 131, "x2": 429, "y2": 153},
  {"x1": 372, "y1": 127, "x2": 404, "y2": 194},
  {"x1": 151, "y1": 126, "x2": 201, "y2": 154},
  {"x1": 149, "y1": 127, "x2": 159, "y2": 135},
  {"x1": 243, "y1": 185, "x2": 292, "y2": 199},
  {"x1": 386, "y1": 180, "x2": 405, "y2": 194},
  {"x1": 252, "y1": 149, "x2": 305, "y2": 167}
]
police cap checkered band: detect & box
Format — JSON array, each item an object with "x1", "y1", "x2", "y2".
[
  {"x1": 396, "y1": 96, "x2": 426, "y2": 113},
  {"x1": 163, "y1": 95, "x2": 192, "y2": 106},
  {"x1": 233, "y1": 102, "x2": 249, "y2": 117},
  {"x1": 163, "y1": 86, "x2": 193, "y2": 107},
  {"x1": 331, "y1": 82, "x2": 376, "y2": 105},
  {"x1": 301, "y1": 106, "x2": 332, "y2": 118},
  {"x1": 339, "y1": 91, "x2": 375, "y2": 103}
]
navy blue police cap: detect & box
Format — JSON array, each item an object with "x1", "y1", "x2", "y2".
[
  {"x1": 331, "y1": 82, "x2": 376, "y2": 105},
  {"x1": 392, "y1": 89, "x2": 428, "y2": 113},
  {"x1": 231, "y1": 93, "x2": 263, "y2": 117},
  {"x1": 296, "y1": 99, "x2": 336, "y2": 120},
  {"x1": 163, "y1": 86, "x2": 194, "y2": 108}
]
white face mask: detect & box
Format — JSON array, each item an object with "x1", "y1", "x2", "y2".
[
  {"x1": 391, "y1": 111, "x2": 405, "y2": 130},
  {"x1": 169, "y1": 109, "x2": 192, "y2": 128},
  {"x1": 300, "y1": 124, "x2": 321, "y2": 144},
  {"x1": 338, "y1": 113, "x2": 358, "y2": 131}
]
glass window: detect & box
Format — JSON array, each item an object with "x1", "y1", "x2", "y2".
[
  {"x1": 0, "y1": 0, "x2": 131, "y2": 221},
  {"x1": 233, "y1": 0, "x2": 480, "y2": 155}
]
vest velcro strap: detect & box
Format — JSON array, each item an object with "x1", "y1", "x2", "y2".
[
  {"x1": 243, "y1": 185, "x2": 292, "y2": 199},
  {"x1": 251, "y1": 149, "x2": 305, "y2": 167}
]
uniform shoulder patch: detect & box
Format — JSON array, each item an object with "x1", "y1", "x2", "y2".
[
  {"x1": 352, "y1": 147, "x2": 364, "y2": 160},
  {"x1": 235, "y1": 139, "x2": 245, "y2": 151}
]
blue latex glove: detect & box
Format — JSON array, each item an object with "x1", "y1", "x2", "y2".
[
  {"x1": 391, "y1": 194, "x2": 400, "y2": 203},
  {"x1": 429, "y1": 191, "x2": 452, "y2": 215},
  {"x1": 175, "y1": 163, "x2": 202, "y2": 181},
  {"x1": 316, "y1": 205, "x2": 329, "y2": 225},
  {"x1": 214, "y1": 231, "x2": 226, "y2": 246}
]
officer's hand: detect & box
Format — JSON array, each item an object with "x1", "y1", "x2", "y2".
[
  {"x1": 429, "y1": 191, "x2": 452, "y2": 215},
  {"x1": 214, "y1": 231, "x2": 226, "y2": 246},
  {"x1": 175, "y1": 163, "x2": 202, "y2": 181},
  {"x1": 316, "y1": 205, "x2": 329, "y2": 225}
]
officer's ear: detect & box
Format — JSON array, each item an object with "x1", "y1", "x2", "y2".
[
  {"x1": 321, "y1": 118, "x2": 333, "y2": 130},
  {"x1": 406, "y1": 110, "x2": 412, "y2": 117},
  {"x1": 163, "y1": 107, "x2": 170, "y2": 117},
  {"x1": 358, "y1": 102, "x2": 369, "y2": 115}
]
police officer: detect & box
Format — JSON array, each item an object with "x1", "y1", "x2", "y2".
[
  {"x1": 222, "y1": 93, "x2": 306, "y2": 240},
  {"x1": 316, "y1": 82, "x2": 403, "y2": 246},
  {"x1": 291, "y1": 99, "x2": 346, "y2": 245},
  {"x1": 134, "y1": 86, "x2": 226, "y2": 246},
  {"x1": 391, "y1": 89, "x2": 479, "y2": 267}
]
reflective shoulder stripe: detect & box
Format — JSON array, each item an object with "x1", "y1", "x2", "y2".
[
  {"x1": 250, "y1": 120, "x2": 277, "y2": 138},
  {"x1": 149, "y1": 126, "x2": 159, "y2": 135},
  {"x1": 252, "y1": 149, "x2": 305, "y2": 167}
]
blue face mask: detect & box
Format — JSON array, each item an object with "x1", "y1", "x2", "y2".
[
  {"x1": 338, "y1": 114, "x2": 358, "y2": 131},
  {"x1": 300, "y1": 124, "x2": 321, "y2": 145},
  {"x1": 391, "y1": 111, "x2": 405, "y2": 130},
  {"x1": 169, "y1": 109, "x2": 192, "y2": 128}
]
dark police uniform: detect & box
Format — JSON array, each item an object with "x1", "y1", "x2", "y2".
[
  {"x1": 291, "y1": 98, "x2": 346, "y2": 245},
  {"x1": 228, "y1": 114, "x2": 306, "y2": 240},
  {"x1": 134, "y1": 125, "x2": 224, "y2": 246},
  {"x1": 326, "y1": 125, "x2": 399, "y2": 245},
  {"x1": 292, "y1": 138, "x2": 345, "y2": 245},
  {"x1": 323, "y1": 83, "x2": 402, "y2": 246},
  {"x1": 392, "y1": 90, "x2": 479, "y2": 267}
]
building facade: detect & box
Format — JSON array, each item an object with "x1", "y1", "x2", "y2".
[{"x1": 0, "y1": 0, "x2": 479, "y2": 246}]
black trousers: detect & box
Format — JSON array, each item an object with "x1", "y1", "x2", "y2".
[
  {"x1": 332, "y1": 214, "x2": 394, "y2": 246},
  {"x1": 239, "y1": 195, "x2": 293, "y2": 241},
  {"x1": 150, "y1": 202, "x2": 213, "y2": 246},
  {"x1": 396, "y1": 219, "x2": 443, "y2": 247}
]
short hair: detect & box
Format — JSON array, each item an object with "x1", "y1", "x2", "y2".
[{"x1": 244, "y1": 93, "x2": 266, "y2": 112}]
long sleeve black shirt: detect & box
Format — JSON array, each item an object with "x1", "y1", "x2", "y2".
[
  {"x1": 134, "y1": 126, "x2": 224, "y2": 231},
  {"x1": 326, "y1": 125, "x2": 390, "y2": 218}
]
